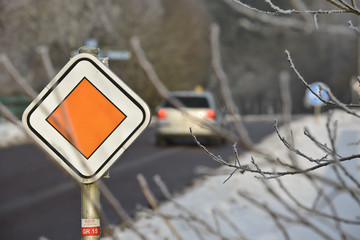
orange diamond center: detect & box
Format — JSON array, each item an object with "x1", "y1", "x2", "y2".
[{"x1": 47, "y1": 78, "x2": 126, "y2": 158}]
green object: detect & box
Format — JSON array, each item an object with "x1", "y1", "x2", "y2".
[{"x1": 0, "y1": 95, "x2": 31, "y2": 118}]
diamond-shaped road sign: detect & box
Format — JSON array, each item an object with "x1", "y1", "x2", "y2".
[{"x1": 22, "y1": 53, "x2": 151, "y2": 183}]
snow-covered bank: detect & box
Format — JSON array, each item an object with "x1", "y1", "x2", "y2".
[
  {"x1": 0, "y1": 119, "x2": 28, "y2": 148},
  {"x1": 104, "y1": 111, "x2": 360, "y2": 240}
]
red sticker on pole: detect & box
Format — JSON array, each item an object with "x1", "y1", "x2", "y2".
[{"x1": 82, "y1": 219, "x2": 100, "y2": 236}]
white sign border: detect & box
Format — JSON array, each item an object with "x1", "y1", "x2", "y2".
[{"x1": 22, "y1": 53, "x2": 151, "y2": 183}]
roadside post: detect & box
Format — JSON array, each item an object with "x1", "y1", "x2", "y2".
[
  {"x1": 79, "y1": 46, "x2": 101, "y2": 240},
  {"x1": 22, "y1": 46, "x2": 151, "y2": 239},
  {"x1": 350, "y1": 76, "x2": 360, "y2": 104}
]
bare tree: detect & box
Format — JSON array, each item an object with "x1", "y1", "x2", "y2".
[
  {"x1": 198, "y1": 1, "x2": 360, "y2": 239},
  {"x1": 2, "y1": 1, "x2": 360, "y2": 239},
  {"x1": 0, "y1": 0, "x2": 211, "y2": 110},
  {"x1": 126, "y1": 1, "x2": 360, "y2": 239},
  {"x1": 208, "y1": 0, "x2": 360, "y2": 175}
]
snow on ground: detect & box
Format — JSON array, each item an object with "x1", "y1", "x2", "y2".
[{"x1": 103, "y1": 111, "x2": 360, "y2": 240}]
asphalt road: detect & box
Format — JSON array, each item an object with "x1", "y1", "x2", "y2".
[{"x1": 0, "y1": 120, "x2": 277, "y2": 240}]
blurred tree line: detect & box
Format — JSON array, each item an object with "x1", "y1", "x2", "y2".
[{"x1": 0, "y1": 0, "x2": 357, "y2": 114}]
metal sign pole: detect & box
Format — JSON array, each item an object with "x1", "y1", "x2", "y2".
[
  {"x1": 78, "y1": 46, "x2": 101, "y2": 240},
  {"x1": 81, "y1": 183, "x2": 101, "y2": 239}
]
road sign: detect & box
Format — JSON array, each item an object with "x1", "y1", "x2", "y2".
[
  {"x1": 22, "y1": 53, "x2": 151, "y2": 183},
  {"x1": 106, "y1": 50, "x2": 131, "y2": 60},
  {"x1": 305, "y1": 82, "x2": 329, "y2": 107}
]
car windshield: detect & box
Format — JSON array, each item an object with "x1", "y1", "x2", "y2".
[{"x1": 163, "y1": 96, "x2": 210, "y2": 108}]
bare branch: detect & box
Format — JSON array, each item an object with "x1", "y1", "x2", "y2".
[
  {"x1": 265, "y1": 0, "x2": 295, "y2": 14},
  {"x1": 285, "y1": 50, "x2": 330, "y2": 105},
  {"x1": 323, "y1": 87, "x2": 360, "y2": 118},
  {"x1": 231, "y1": 0, "x2": 351, "y2": 15},
  {"x1": 286, "y1": 50, "x2": 360, "y2": 116},
  {"x1": 0, "y1": 101, "x2": 24, "y2": 130},
  {"x1": 238, "y1": 191, "x2": 292, "y2": 240},
  {"x1": 131, "y1": 35, "x2": 238, "y2": 143},
  {"x1": 303, "y1": 127, "x2": 337, "y2": 158},
  {"x1": 137, "y1": 174, "x2": 183, "y2": 240},
  {"x1": 348, "y1": 20, "x2": 360, "y2": 33},
  {"x1": 276, "y1": 178, "x2": 360, "y2": 225},
  {"x1": 0, "y1": 54, "x2": 37, "y2": 99},
  {"x1": 130, "y1": 36, "x2": 170, "y2": 98},
  {"x1": 36, "y1": 45, "x2": 56, "y2": 80},
  {"x1": 210, "y1": 23, "x2": 254, "y2": 149},
  {"x1": 153, "y1": 174, "x2": 249, "y2": 239},
  {"x1": 274, "y1": 120, "x2": 324, "y2": 164},
  {"x1": 290, "y1": 0, "x2": 314, "y2": 24},
  {"x1": 95, "y1": 181, "x2": 145, "y2": 238},
  {"x1": 227, "y1": 0, "x2": 355, "y2": 35},
  {"x1": 261, "y1": 180, "x2": 335, "y2": 240}
]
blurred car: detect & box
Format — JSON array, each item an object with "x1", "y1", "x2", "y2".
[{"x1": 155, "y1": 91, "x2": 225, "y2": 145}]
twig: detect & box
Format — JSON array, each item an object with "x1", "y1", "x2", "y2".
[
  {"x1": 285, "y1": 50, "x2": 331, "y2": 105},
  {"x1": 0, "y1": 101, "x2": 25, "y2": 130},
  {"x1": 0, "y1": 54, "x2": 37, "y2": 99},
  {"x1": 212, "y1": 209, "x2": 222, "y2": 238},
  {"x1": 303, "y1": 127, "x2": 339, "y2": 159},
  {"x1": 265, "y1": 0, "x2": 295, "y2": 14},
  {"x1": 261, "y1": 180, "x2": 334, "y2": 240},
  {"x1": 290, "y1": 0, "x2": 314, "y2": 25},
  {"x1": 274, "y1": 120, "x2": 324, "y2": 164},
  {"x1": 130, "y1": 36, "x2": 169, "y2": 98},
  {"x1": 231, "y1": 0, "x2": 349, "y2": 15},
  {"x1": 326, "y1": 112, "x2": 360, "y2": 204},
  {"x1": 232, "y1": 142, "x2": 245, "y2": 171},
  {"x1": 130, "y1": 35, "x2": 237, "y2": 143},
  {"x1": 337, "y1": 0, "x2": 360, "y2": 13},
  {"x1": 190, "y1": 127, "x2": 241, "y2": 170},
  {"x1": 153, "y1": 174, "x2": 246, "y2": 239},
  {"x1": 153, "y1": 174, "x2": 172, "y2": 199},
  {"x1": 237, "y1": 191, "x2": 292, "y2": 240},
  {"x1": 212, "y1": 208, "x2": 248, "y2": 239},
  {"x1": 96, "y1": 181, "x2": 146, "y2": 239},
  {"x1": 210, "y1": 23, "x2": 254, "y2": 150},
  {"x1": 250, "y1": 157, "x2": 267, "y2": 178},
  {"x1": 192, "y1": 124, "x2": 360, "y2": 179},
  {"x1": 36, "y1": 45, "x2": 56, "y2": 80},
  {"x1": 276, "y1": 178, "x2": 360, "y2": 225},
  {"x1": 348, "y1": 20, "x2": 360, "y2": 33},
  {"x1": 227, "y1": 0, "x2": 354, "y2": 36},
  {"x1": 286, "y1": 50, "x2": 360, "y2": 114},
  {"x1": 324, "y1": 87, "x2": 360, "y2": 118},
  {"x1": 137, "y1": 174, "x2": 182, "y2": 240}
]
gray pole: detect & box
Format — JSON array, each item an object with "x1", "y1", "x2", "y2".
[
  {"x1": 81, "y1": 183, "x2": 101, "y2": 239},
  {"x1": 78, "y1": 46, "x2": 101, "y2": 240}
]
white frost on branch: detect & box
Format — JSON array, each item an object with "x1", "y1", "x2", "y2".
[
  {"x1": 226, "y1": 0, "x2": 357, "y2": 36},
  {"x1": 265, "y1": 0, "x2": 295, "y2": 14}
]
